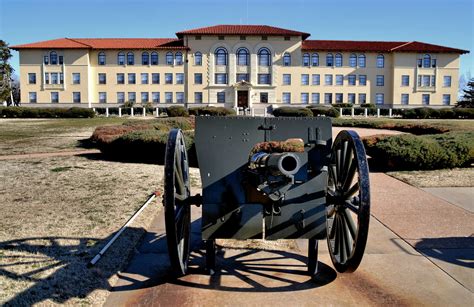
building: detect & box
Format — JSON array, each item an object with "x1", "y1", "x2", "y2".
[{"x1": 11, "y1": 25, "x2": 469, "y2": 109}]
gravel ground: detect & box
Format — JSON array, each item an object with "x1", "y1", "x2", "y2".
[{"x1": 388, "y1": 168, "x2": 474, "y2": 187}]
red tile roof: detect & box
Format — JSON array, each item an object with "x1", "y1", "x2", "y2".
[
  {"x1": 176, "y1": 25, "x2": 311, "y2": 39},
  {"x1": 11, "y1": 38, "x2": 188, "y2": 50},
  {"x1": 302, "y1": 40, "x2": 468, "y2": 54}
]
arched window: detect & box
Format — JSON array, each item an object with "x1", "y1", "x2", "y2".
[
  {"x1": 50, "y1": 51, "x2": 58, "y2": 65},
  {"x1": 237, "y1": 48, "x2": 250, "y2": 66},
  {"x1": 311, "y1": 53, "x2": 319, "y2": 66},
  {"x1": 335, "y1": 53, "x2": 342, "y2": 67},
  {"x1": 127, "y1": 52, "x2": 134, "y2": 65},
  {"x1": 215, "y1": 48, "x2": 227, "y2": 65},
  {"x1": 98, "y1": 52, "x2": 106, "y2": 65},
  {"x1": 358, "y1": 54, "x2": 366, "y2": 67},
  {"x1": 258, "y1": 48, "x2": 271, "y2": 66},
  {"x1": 349, "y1": 53, "x2": 357, "y2": 67},
  {"x1": 151, "y1": 52, "x2": 158, "y2": 65},
  {"x1": 194, "y1": 52, "x2": 202, "y2": 65},
  {"x1": 117, "y1": 52, "x2": 125, "y2": 65},
  {"x1": 423, "y1": 54, "x2": 431, "y2": 68},
  {"x1": 377, "y1": 54, "x2": 384, "y2": 68},
  {"x1": 166, "y1": 52, "x2": 173, "y2": 65},
  {"x1": 283, "y1": 52, "x2": 291, "y2": 66},
  {"x1": 142, "y1": 52, "x2": 149, "y2": 65},
  {"x1": 326, "y1": 53, "x2": 334, "y2": 67},
  {"x1": 302, "y1": 53, "x2": 310, "y2": 67},
  {"x1": 175, "y1": 52, "x2": 183, "y2": 65}
]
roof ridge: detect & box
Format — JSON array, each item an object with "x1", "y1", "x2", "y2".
[
  {"x1": 390, "y1": 41, "x2": 415, "y2": 51},
  {"x1": 66, "y1": 38, "x2": 93, "y2": 48},
  {"x1": 305, "y1": 39, "x2": 407, "y2": 43}
]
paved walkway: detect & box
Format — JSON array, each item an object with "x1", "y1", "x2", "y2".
[{"x1": 104, "y1": 172, "x2": 473, "y2": 306}]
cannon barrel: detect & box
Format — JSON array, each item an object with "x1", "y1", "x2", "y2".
[{"x1": 249, "y1": 152, "x2": 301, "y2": 177}]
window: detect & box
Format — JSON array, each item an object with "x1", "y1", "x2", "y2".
[
  {"x1": 218, "y1": 36, "x2": 225, "y2": 40},
  {"x1": 175, "y1": 52, "x2": 183, "y2": 65},
  {"x1": 312, "y1": 53, "x2": 319, "y2": 66},
  {"x1": 261, "y1": 36, "x2": 268, "y2": 40},
  {"x1": 165, "y1": 92, "x2": 173, "y2": 103},
  {"x1": 431, "y1": 59, "x2": 437, "y2": 68},
  {"x1": 73, "y1": 92, "x2": 81, "y2": 103},
  {"x1": 349, "y1": 54, "x2": 357, "y2": 67},
  {"x1": 51, "y1": 73, "x2": 59, "y2": 84},
  {"x1": 325, "y1": 74, "x2": 333, "y2": 85},
  {"x1": 165, "y1": 73, "x2": 173, "y2": 84},
  {"x1": 358, "y1": 54, "x2": 366, "y2": 67},
  {"x1": 359, "y1": 75, "x2": 367, "y2": 86},
  {"x1": 128, "y1": 92, "x2": 136, "y2": 102},
  {"x1": 282, "y1": 92, "x2": 291, "y2": 104},
  {"x1": 301, "y1": 93, "x2": 309, "y2": 104},
  {"x1": 215, "y1": 73, "x2": 227, "y2": 84},
  {"x1": 128, "y1": 73, "x2": 136, "y2": 84},
  {"x1": 443, "y1": 76, "x2": 451, "y2": 87},
  {"x1": 99, "y1": 92, "x2": 107, "y2": 103},
  {"x1": 401, "y1": 94, "x2": 409, "y2": 105},
  {"x1": 401, "y1": 75, "x2": 410, "y2": 86},
  {"x1": 236, "y1": 74, "x2": 249, "y2": 82},
  {"x1": 375, "y1": 93, "x2": 384, "y2": 105},
  {"x1": 283, "y1": 52, "x2": 291, "y2": 66},
  {"x1": 195, "y1": 35, "x2": 201, "y2": 40},
  {"x1": 215, "y1": 48, "x2": 227, "y2": 65},
  {"x1": 258, "y1": 48, "x2": 271, "y2": 66},
  {"x1": 152, "y1": 92, "x2": 160, "y2": 103},
  {"x1": 422, "y1": 75, "x2": 430, "y2": 87},
  {"x1": 376, "y1": 54, "x2": 384, "y2": 68},
  {"x1": 423, "y1": 54, "x2": 431, "y2": 68},
  {"x1": 51, "y1": 92, "x2": 59, "y2": 103},
  {"x1": 50, "y1": 51, "x2": 58, "y2": 65},
  {"x1": 335, "y1": 74, "x2": 343, "y2": 86},
  {"x1": 260, "y1": 92, "x2": 268, "y2": 103},
  {"x1": 324, "y1": 93, "x2": 332, "y2": 104},
  {"x1": 376, "y1": 75, "x2": 384, "y2": 86},
  {"x1": 141, "y1": 92, "x2": 149, "y2": 103},
  {"x1": 258, "y1": 74, "x2": 271, "y2": 85},
  {"x1": 312, "y1": 74, "x2": 320, "y2": 85},
  {"x1": 335, "y1": 93, "x2": 343, "y2": 103},
  {"x1": 29, "y1": 92, "x2": 37, "y2": 103},
  {"x1": 194, "y1": 52, "x2": 202, "y2": 65},
  {"x1": 142, "y1": 52, "x2": 149, "y2": 65},
  {"x1": 60, "y1": 73, "x2": 64, "y2": 84},
  {"x1": 283, "y1": 74, "x2": 291, "y2": 85},
  {"x1": 240, "y1": 36, "x2": 246, "y2": 40},
  {"x1": 28, "y1": 73, "x2": 36, "y2": 84},
  {"x1": 43, "y1": 55, "x2": 49, "y2": 65},
  {"x1": 311, "y1": 93, "x2": 320, "y2": 104},
  {"x1": 176, "y1": 73, "x2": 184, "y2": 84},
  {"x1": 98, "y1": 73, "x2": 106, "y2": 84},
  {"x1": 117, "y1": 73, "x2": 124, "y2": 84},
  {"x1": 301, "y1": 74, "x2": 309, "y2": 85},
  {"x1": 442, "y1": 94, "x2": 450, "y2": 105},
  {"x1": 194, "y1": 73, "x2": 202, "y2": 84},
  {"x1": 237, "y1": 48, "x2": 249, "y2": 66},
  {"x1": 166, "y1": 52, "x2": 173, "y2": 65},
  {"x1": 152, "y1": 73, "x2": 159, "y2": 84},
  {"x1": 141, "y1": 73, "x2": 148, "y2": 84},
  {"x1": 59, "y1": 56, "x2": 63, "y2": 65},
  {"x1": 117, "y1": 92, "x2": 125, "y2": 103},
  {"x1": 302, "y1": 53, "x2": 310, "y2": 67},
  {"x1": 195, "y1": 92, "x2": 203, "y2": 103},
  {"x1": 118, "y1": 52, "x2": 125, "y2": 65},
  {"x1": 348, "y1": 93, "x2": 355, "y2": 104},
  {"x1": 151, "y1": 52, "x2": 158, "y2": 65},
  {"x1": 326, "y1": 53, "x2": 334, "y2": 67},
  {"x1": 359, "y1": 93, "x2": 366, "y2": 104},
  {"x1": 348, "y1": 75, "x2": 356, "y2": 86},
  {"x1": 417, "y1": 58, "x2": 423, "y2": 68},
  {"x1": 422, "y1": 94, "x2": 430, "y2": 105},
  {"x1": 284, "y1": 36, "x2": 290, "y2": 41},
  {"x1": 217, "y1": 92, "x2": 225, "y2": 103},
  {"x1": 45, "y1": 73, "x2": 49, "y2": 84},
  {"x1": 335, "y1": 53, "x2": 342, "y2": 67},
  {"x1": 127, "y1": 52, "x2": 134, "y2": 65},
  {"x1": 98, "y1": 52, "x2": 106, "y2": 65}
]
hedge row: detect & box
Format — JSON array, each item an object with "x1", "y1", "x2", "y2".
[
  {"x1": 396, "y1": 107, "x2": 474, "y2": 119},
  {"x1": 0, "y1": 107, "x2": 95, "y2": 118},
  {"x1": 165, "y1": 105, "x2": 236, "y2": 117},
  {"x1": 272, "y1": 106, "x2": 340, "y2": 118},
  {"x1": 331, "y1": 119, "x2": 450, "y2": 135}
]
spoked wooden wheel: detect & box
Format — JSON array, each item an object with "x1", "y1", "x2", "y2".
[
  {"x1": 326, "y1": 130, "x2": 370, "y2": 273},
  {"x1": 164, "y1": 129, "x2": 191, "y2": 276}
]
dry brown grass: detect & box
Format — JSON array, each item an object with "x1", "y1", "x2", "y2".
[{"x1": 388, "y1": 168, "x2": 474, "y2": 187}]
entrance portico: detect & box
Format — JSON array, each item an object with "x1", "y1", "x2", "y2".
[{"x1": 233, "y1": 80, "x2": 252, "y2": 109}]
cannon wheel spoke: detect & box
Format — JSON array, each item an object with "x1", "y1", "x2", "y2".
[
  {"x1": 326, "y1": 130, "x2": 370, "y2": 273},
  {"x1": 164, "y1": 129, "x2": 191, "y2": 276}
]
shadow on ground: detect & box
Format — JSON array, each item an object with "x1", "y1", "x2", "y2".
[{"x1": 414, "y1": 236, "x2": 474, "y2": 269}]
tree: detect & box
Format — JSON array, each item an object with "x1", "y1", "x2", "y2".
[
  {"x1": 0, "y1": 40, "x2": 14, "y2": 104},
  {"x1": 457, "y1": 78, "x2": 474, "y2": 108}
]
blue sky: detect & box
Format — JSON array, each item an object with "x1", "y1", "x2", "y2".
[{"x1": 1, "y1": 0, "x2": 472, "y2": 77}]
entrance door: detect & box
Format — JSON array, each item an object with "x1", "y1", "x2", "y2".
[{"x1": 237, "y1": 91, "x2": 249, "y2": 108}]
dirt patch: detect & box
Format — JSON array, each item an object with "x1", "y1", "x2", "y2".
[{"x1": 388, "y1": 168, "x2": 474, "y2": 187}]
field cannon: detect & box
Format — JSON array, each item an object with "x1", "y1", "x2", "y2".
[{"x1": 163, "y1": 116, "x2": 370, "y2": 276}]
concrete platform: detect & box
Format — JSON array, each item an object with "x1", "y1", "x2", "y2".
[{"x1": 422, "y1": 187, "x2": 474, "y2": 213}]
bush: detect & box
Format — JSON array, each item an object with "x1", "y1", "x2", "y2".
[
  {"x1": 453, "y1": 108, "x2": 474, "y2": 119},
  {"x1": 189, "y1": 106, "x2": 236, "y2": 116},
  {"x1": 166, "y1": 106, "x2": 189, "y2": 117},
  {"x1": 397, "y1": 107, "x2": 474, "y2": 119},
  {"x1": 0, "y1": 107, "x2": 95, "y2": 118},
  {"x1": 360, "y1": 103, "x2": 376, "y2": 109},
  {"x1": 272, "y1": 107, "x2": 313, "y2": 117},
  {"x1": 308, "y1": 107, "x2": 340, "y2": 118},
  {"x1": 331, "y1": 103, "x2": 353, "y2": 108}
]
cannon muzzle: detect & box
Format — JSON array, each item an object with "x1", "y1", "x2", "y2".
[{"x1": 249, "y1": 152, "x2": 301, "y2": 177}]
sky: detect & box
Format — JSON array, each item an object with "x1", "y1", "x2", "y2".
[{"x1": 0, "y1": 0, "x2": 473, "y2": 78}]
